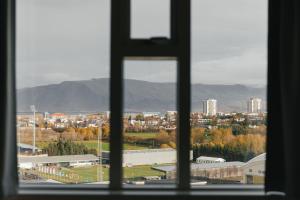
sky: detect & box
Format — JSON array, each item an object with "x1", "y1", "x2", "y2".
[{"x1": 16, "y1": 0, "x2": 268, "y2": 88}]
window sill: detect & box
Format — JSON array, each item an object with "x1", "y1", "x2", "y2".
[{"x1": 17, "y1": 184, "x2": 266, "y2": 200}]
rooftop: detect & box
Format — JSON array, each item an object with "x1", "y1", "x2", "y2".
[
  {"x1": 196, "y1": 156, "x2": 225, "y2": 161},
  {"x1": 153, "y1": 162, "x2": 244, "y2": 172},
  {"x1": 18, "y1": 143, "x2": 41, "y2": 151},
  {"x1": 245, "y1": 153, "x2": 266, "y2": 164},
  {"x1": 19, "y1": 154, "x2": 99, "y2": 164}
]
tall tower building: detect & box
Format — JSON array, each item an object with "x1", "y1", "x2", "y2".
[
  {"x1": 203, "y1": 99, "x2": 217, "y2": 116},
  {"x1": 247, "y1": 98, "x2": 262, "y2": 113}
]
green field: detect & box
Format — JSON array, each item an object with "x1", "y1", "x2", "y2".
[
  {"x1": 123, "y1": 165, "x2": 165, "y2": 180},
  {"x1": 33, "y1": 165, "x2": 165, "y2": 183},
  {"x1": 75, "y1": 140, "x2": 149, "y2": 151},
  {"x1": 124, "y1": 132, "x2": 158, "y2": 139}
]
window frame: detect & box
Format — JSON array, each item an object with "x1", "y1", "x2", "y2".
[{"x1": 0, "y1": 0, "x2": 285, "y2": 199}]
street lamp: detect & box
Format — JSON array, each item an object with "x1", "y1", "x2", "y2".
[
  {"x1": 30, "y1": 105, "x2": 36, "y2": 154},
  {"x1": 97, "y1": 119, "x2": 103, "y2": 182}
]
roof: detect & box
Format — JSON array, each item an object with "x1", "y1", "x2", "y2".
[
  {"x1": 196, "y1": 156, "x2": 225, "y2": 161},
  {"x1": 245, "y1": 153, "x2": 266, "y2": 164},
  {"x1": 152, "y1": 162, "x2": 244, "y2": 172},
  {"x1": 19, "y1": 154, "x2": 99, "y2": 164},
  {"x1": 123, "y1": 148, "x2": 176, "y2": 154},
  {"x1": 18, "y1": 143, "x2": 41, "y2": 150}
]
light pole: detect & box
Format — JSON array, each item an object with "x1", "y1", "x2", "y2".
[
  {"x1": 97, "y1": 119, "x2": 103, "y2": 182},
  {"x1": 30, "y1": 105, "x2": 36, "y2": 154}
]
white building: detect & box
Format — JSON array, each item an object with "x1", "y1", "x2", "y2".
[
  {"x1": 203, "y1": 99, "x2": 217, "y2": 116},
  {"x1": 241, "y1": 153, "x2": 265, "y2": 184},
  {"x1": 18, "y1": 154, "x2": 99, "y2": 169},
  {"x1": 196, "y1": 156, "x2": 225, "y2": 164},
  {"x1": 247, "y1": 98, "x2": 262, "y2": 113},
  {"x1": 102, "y1": 149, "x2": 193, "y2": 167}
]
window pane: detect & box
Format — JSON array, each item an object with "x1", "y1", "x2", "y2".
[
  {"x1": 16, "y1": 0, "x2": 110, "y2": 185},
  {"x1": 191, "y1": 0, "x2": 267, "y2": 185},
  {"x1": 122, "y1": 59, "x2": 177, "y2": 186},
  {"x1": 131, "y1": 0, "x2": 170, "y2": 39}
]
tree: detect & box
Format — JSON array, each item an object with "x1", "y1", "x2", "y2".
[
  {"x1": 135, "y1": 114, "x2": 144, "y2": 121},
  {"x1": 102, "y1": 123, "x2": 110, "y2": 138},
  {"x1": 191, "y1": 128, "x2": 206, "y2": 145},
  {"x1": 46, "y1": 138, "x2": 97, "y2": 156}
]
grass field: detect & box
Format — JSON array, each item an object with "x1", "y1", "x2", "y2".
[
  {"x1": 33, "y1": 165, "x2": 165, "y2": 183},
  {"x1": 75, "y1": 141, "x2": 149, "y2": 151},
  {"x1": 123, "y1": 165, "x2": 165, "y2": 180},
  {"x1": 124, "y1": 132, "x2": 158, "y2": 139}
]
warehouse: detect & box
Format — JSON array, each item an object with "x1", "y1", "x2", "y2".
[
  {"x1": 18, "y1": 154, "x2": 99, "y2": 169},
  {"x1": 153, "y1": 161, "x2": 244, "y2": 180},
  {"x1": 102, "y1": 148, "x2": 193, "y2": 167},
  {"x1": 241, "y1": 153, "x2": 266, "y2": 184}
]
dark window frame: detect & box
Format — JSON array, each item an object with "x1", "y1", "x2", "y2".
[{"x1": 0, "y1": 0, "x2": 286, "y2": 199}]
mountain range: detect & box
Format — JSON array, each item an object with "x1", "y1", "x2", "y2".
[{"x1": 17, "y1": 78, "x2": 266, "y2": 113}]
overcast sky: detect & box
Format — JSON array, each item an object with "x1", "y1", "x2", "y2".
[{"x1": 16, "y1": 0, "x2": 267, "y2": 88}]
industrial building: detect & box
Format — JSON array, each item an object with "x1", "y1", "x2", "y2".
[
  {"x1": 18, "y1": 154, "x2": 99, "y2": 169},
  {"x1": 152, "y1": 153, "x2": 266, "y2": 184},
  {"x1": 241, "y1": 153, "x2": 266, "y2": 184},
  {"x1": 153, "y1": 161, "x2": 244, "y2": 180},
  {"x1": 102, "y1": 148, "x2": 193, "y2": 167}
]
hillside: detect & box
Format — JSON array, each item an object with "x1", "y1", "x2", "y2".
[{"x1": 17, "y1": 78, "x2": 266, "y2": 113}]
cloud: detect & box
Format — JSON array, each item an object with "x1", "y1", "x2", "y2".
[
  {"x1": 192, "y1": 46, "x2": 267, "y2": 85},
  {"x1": 16, "y1": 0, "x2": 268, "y2": 88}
]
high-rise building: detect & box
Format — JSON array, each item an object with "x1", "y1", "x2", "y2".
[
  {"x1": 203, "y1": 99, "x2": 217, "y2": 116},
  {"x1": 247, "y1": 98, "x2": 262, "y2": 113}
]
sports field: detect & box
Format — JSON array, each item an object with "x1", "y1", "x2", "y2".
[{"x1": 34, "y1": 165, "x2": 165, "y2": 183}]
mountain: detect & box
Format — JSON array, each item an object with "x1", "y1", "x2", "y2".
[{"x1": 17, "y1": 78, "x2": 266, "y2": 113}]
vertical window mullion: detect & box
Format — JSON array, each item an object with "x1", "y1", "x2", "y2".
[
  {"x1": 1, "y1": 0, "x2": 18, "y2": 196},
  {"x1": 110, "y1": 0, "x2": 130, "y2": 189},
  {"x1": 174, "y1": 0, "x2": 191, "y2": 190}
]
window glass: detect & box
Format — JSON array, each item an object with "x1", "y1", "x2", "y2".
[
  {"x1": 191, "y1": 0, "x2": 267, "y2": 185},
  {"x1": 131, "y1": 0, "x2": 170, "y2": 39},
  {"x1": 122, "y1": 59, "x2": 177, "y2": 185},
  {"x1": 16, "y1": 0, "x2": 110, "y2": 185}
]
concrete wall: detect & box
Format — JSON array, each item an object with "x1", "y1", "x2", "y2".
[{"x1": 123, "y1": 149, "x2": 176, "y2": 167}]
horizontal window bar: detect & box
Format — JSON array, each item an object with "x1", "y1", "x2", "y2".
[{"x1": 17, "y1": 188, "x2": 266, "y2": 200}]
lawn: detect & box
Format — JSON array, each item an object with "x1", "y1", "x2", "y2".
[
  {"x1": 75, "y1": 140, "x2": 149, "y2": 151},
  {"x1": 124, "y1": 132, "x2": 158, "y2": 139},
  {"x1": 123, "y1": 165, "x2": 165, "y2": 180}
]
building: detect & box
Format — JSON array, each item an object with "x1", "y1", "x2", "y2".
[
  {"x1": 153, "y1": 162, "x2": 244, "y2": 180},
  {"x1": 18, "y1": 154, "x2": 99, "y2": 169},
  {"x1": 247, "y1": 98, "x2": 262, "y2": 113},
  {"x1": 102, "y1": 149, "x2": 193, "y2": 167},
  {"x1": 196, "y1": 156, "x2": 225, "y2": 164},
  {"x1": 203, "y1": 99, "x2": 217, "y2": 116},
  {"x1": 241, "y1": 153, "x2": 265, "y2": 184},
  {"x1": 17, "y1": 143, "x2": 42, "y2": 154}
]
